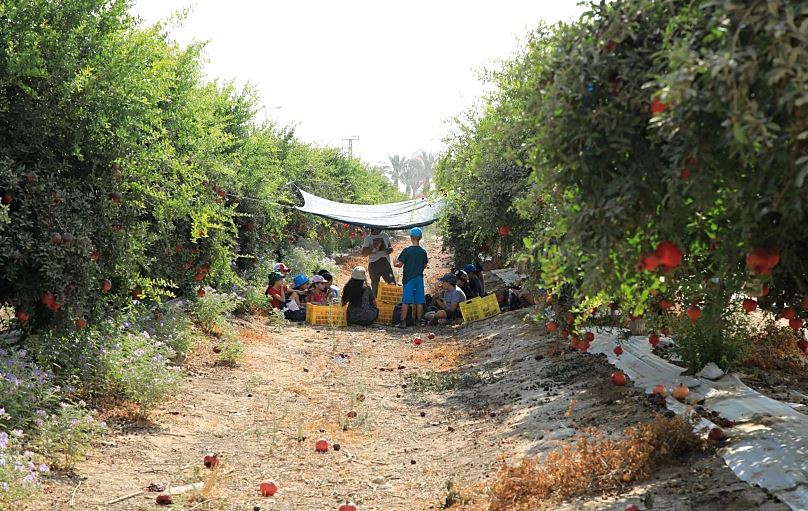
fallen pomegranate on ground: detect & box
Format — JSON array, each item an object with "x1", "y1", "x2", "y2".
[
  {"x1": 613, "y1": 345, "x2": 623, "y2": 357},
  {"x1": 203, "y1": 454, "x2": 219, "y2": 468},
  {"x1": 155, "y1": 494, "x2": 172, "y2": 505},
  {"x1": 259, "y1": 480, "x2": 278, "y2": 497},
  {"x1": 427, "y1": 332, "x2": 436, "y2": 339},
  {"x1": 708, "y1": 427, "x2": 725, "y2": 442},
  {"x1": 315, "y1": 438, "x2": 329, "y2": 452},
  {"x1": 412, "y1": 337, "x2": 422, "y2": 346},
  {"x1": 672, "y1": 383, "x2": 689, "y2": 401},
  {"x1": 339, "y1": 501, "x2": 358, "y2": 511},
  {"x1": 611, "y1": 372, "x2": 627, "y2": 386}
]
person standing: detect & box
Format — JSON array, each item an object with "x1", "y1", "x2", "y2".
[
  {"x1": 361, "y1": 228, "x2": 396, "y2": 297},
  {"x1": 394, "y1": 227, "x2": 428, "y2": 328}
]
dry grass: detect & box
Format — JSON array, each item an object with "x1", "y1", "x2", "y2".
[
  {"x1": 743, "y1": 322, "x2": 808, "y2": 371},
  {"x1": 92, "y1": 397, "x2": 149, "y2": 423},
  {"x1": 237, "y1": 326, "x2": 271, "y2": 344},
  {"x1": 485, "y1": 415, "x2": 703, "y2": 511},
  {"x1": 410, "y1": 341, "x2": 478, "y2": 371}
]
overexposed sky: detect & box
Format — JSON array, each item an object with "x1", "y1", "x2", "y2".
[{"x1": 131, "y1": 1, "x2": 585, "y2": 167}]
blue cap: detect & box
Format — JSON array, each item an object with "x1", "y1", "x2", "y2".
[
  {"x1": 410, "y1": 227, "x2": 423, "y2": 238},
  {"x1": 463, "y1": 263, "x2": 477, "y2": 274},
  {"x1": 292, "y1": 273, "x2": 309, "y2": 289},
  {"x1": 439, "y1": 273, "x2": 457, "y2": 285}
]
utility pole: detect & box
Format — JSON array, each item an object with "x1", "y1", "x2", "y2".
[
  {"x1": 342, "y1": 136, "x2": 359, "y2": 159},
  {"x1": 256, "y1": 105, "x2": 283, "y2": 123}
]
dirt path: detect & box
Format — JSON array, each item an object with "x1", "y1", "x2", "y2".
[{"x1": 39, "y1": 240, "x2": 789, "y2": 511}]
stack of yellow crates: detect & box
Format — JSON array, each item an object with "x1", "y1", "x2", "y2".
[{"x1": 376, "y1": 282, "x2": 402, "y2": 325}]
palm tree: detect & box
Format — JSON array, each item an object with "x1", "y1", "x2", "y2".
[
  {"x1": 387, "y1": 154, "x2": 408, "y2": 191},
  {"x1": 403, "y1": 158, "x2": 424, "y2": 197},
  {"x1": 416, "y1": 151, "x2": 437, "y2": 195}
]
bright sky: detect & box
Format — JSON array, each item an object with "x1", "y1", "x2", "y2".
[{"x1": 131, "y1": 1, "x2": 585, "y2": 168}]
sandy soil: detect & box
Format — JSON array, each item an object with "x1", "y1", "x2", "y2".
[{"x1": 36, "y1": 240, "x2": 789, "y2": 511}]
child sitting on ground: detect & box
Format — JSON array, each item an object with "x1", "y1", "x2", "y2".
[
  {"x1": 317, "y1": 269, "x2": 340, "y2": 302},
  {"x1": 284, "y1": 273, "x2": 310, "y2": 321},
  {"x1": 424, "y1": 273, "x2": 467, "y2": 325},
  {"x1": 463, "y1": 263, "x2": 486, "y2": 297},
  {"x1": 308, "y1": 274, "x2": 329, "y2": 305},
  {"x1": 265, "y1": 271, "x2": 287, "y2": 310},
  {"x1": 454, "y1": 269, "x2": 477, "y2": 299}
]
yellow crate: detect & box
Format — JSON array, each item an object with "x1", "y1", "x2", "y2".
[
  {"x1": 306, "y1": 303, "x2": 348, "y2": 327},
  {"x1": 459, "y1": 293, "x2": 501, "y2": 323},
  {"x1": 376, "y1": 282, "x2": 403, "y2": 305},
  {"x1": 377, "y1": 302, "x2": 395, "y2": 325}
]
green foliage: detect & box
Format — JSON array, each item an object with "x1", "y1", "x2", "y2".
[
  {"x1": 97, "y1": 330, "x2": 182, "y2": 409},
  {"x1": 436, "y1": 30, "x2": 551, "y2": 265},
  {"x1": 32, "y1": 402, "x2": 107, "y2": 471},
  {"x1": 191, "y1": 289, "x2": 242, "y2": 334},
  {"x1": 669, "y1": 305, "x2": 747, "y2": 372},
  {"x1": 215, "y1": 336, "x2": 245, "y2": 366},
  {"x1": 0, "y1": 430, "x2": 46, "y2": 506},
  {"x1": 283, "y1": 245, "x2": 339, "y2": 280},
  {"x1": 439, "y1": 0, "x2": 808, "y2": 370},
  {"x1": 0, "y1": 348, "x2": 61, "y2": 432},
  {"x1": 237, "y1": 285, "x2": 272, "y2": 315},
  {"x1": 0, "y1": 0, "x2": 400, "y2": 334},
  {"x1": 134, "y1": 304, "x2": 195, "y2": 360}
]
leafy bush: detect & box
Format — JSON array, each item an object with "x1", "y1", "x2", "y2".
[
  {"x1": 237, "y1": 286, "x2": 271, "y2": 315},
  {"x1": 132, "y1": 304, "x2": 194, "y2": 360},
  {"x1": 0, "y1": 0, "x2": 400, "y2": 336},
  {"x1": 32, "y1": 402, "x2": 107, "y2": 471},
  {"x1": 0, "y1": 348, "x2": 60, "y2": 431},
  {"x1": 98, "y1": 332, "x2": 182, "y2": 409},
  {"x1": 670, "y1": 306, "x2": 747, "y2": 372},
  {"x1": 0, "y1": 430, "x2": 47, "y2": 507},
  {"x1": 283, "y1": 245, "x2": 339, "y2": 281},
  {"x1": 215, "y1": 337, "x2": 245, "y2": 366},
  {"x1": 438, "y1": 0, "x2": 808, "y2": 369},
  {"x1": 266, "y1": 308, "x2": 287, "y2": 329},
  {"x1": 192, "y1": 290, "x2": 243, "y2": 335}
]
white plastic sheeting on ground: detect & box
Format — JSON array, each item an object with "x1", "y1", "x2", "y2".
[{"x1": 589, "y1": 328, "x2": 808, "y2": 511}]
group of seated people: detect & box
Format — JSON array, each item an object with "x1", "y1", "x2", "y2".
[
  {"x1": 423, "y1": 263, "x2": 486, "y2": 326},
  {"x1": 265, "y1": 261, "x2": 487, "y2": 327}
]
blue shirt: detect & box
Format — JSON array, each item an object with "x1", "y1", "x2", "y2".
[{"x1": 397, "y1": 245, "x2": 428, "y2": 284}]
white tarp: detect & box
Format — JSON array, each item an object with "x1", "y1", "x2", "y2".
[
  {"x1": 294, "y1": 188, "x2": 445, "y2": 230},
  {"x1": 589, "y1": 328, "x2": 808, "y2": 510}
]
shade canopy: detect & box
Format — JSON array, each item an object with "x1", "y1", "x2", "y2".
[{"x1": 294, "y1": 188, "x2": 445, "y2": 230}]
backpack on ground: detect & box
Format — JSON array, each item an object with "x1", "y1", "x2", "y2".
[{"x1": 392, "y1": 303, "x2": 416, "y2": 326}]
